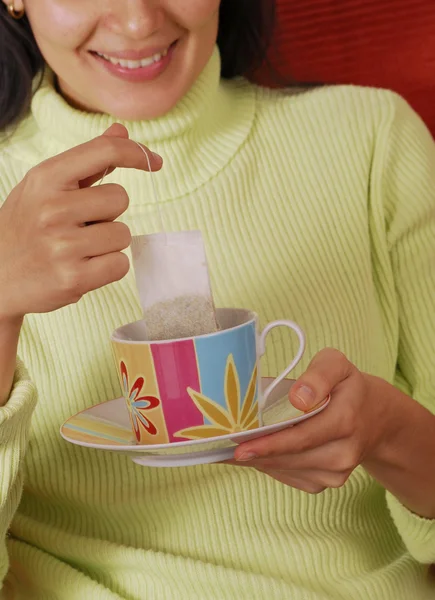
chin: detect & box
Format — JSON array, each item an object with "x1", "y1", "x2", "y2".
[
  {"x1": 94, "y1": 92, "x2": 183, "y2": 121},
  {"x1": 106, "y1": 105, "x2": 174, "y2": 121}
]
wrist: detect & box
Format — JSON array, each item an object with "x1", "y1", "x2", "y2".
[
  {"x1": 362, "y1": 376, "x2": 435, "y2": 518},
  {"x1": 363, "y1": 375, "x2": 410, "y2": 466}
]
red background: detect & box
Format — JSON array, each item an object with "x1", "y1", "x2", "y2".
[{"x1": 254, "y1": 0, "x2": 435, "y2": 136}]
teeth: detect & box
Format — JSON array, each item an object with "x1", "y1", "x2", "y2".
[
  {"x1": 141, "y1": 56, "x2": 157, "y2": 66},
  {"x1": 96, "y1": 49, "x2": 168, "y2": 69}
]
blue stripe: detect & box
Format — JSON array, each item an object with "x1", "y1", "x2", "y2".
[{"x1": 194, "y1": 322, "x2": 258, "y2": 415}]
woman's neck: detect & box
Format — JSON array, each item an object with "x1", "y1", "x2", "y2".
[{"x1": 12, "y1": 47, "x2": 256, "y2": 202}]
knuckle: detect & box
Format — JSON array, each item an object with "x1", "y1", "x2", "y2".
[
  {"x1": 334, "y1": 443, "x2": 361, "y2": 472},
  {"x1": 348, "y1": 444, "x2": 363, "y2": 467},
  {"x1": 38, "y1": 206, "x2": 63, "y2": 230},
  {"x1": 110, "y1": 187, "x2": 130, "y2": 215},
  {"x1": 111, "y1": 252, "x2": 130, "y2": 281},
  {"x1": 323, "y1": 347, "x2": 348, "y2": 364},
  {"x1": 328, "y1": 472, "x2": 350, "y2": 488},
  {"x1": 316, "y1": 348, "x2": 350, "y2": 373},
  {"x1": 98, "y1": 136, "x2": 118, "y2": 160},
  {"x1": 48, "y1": 237, "x2": 72, "y2": 262},
  {"x1": 306, "y1": 349, "x2": 353, "y2": 397},
  {"x1": 306, "y1": 484, "x2": 326, "y2": 495},
  {"x1": 115, "y1": 222, "x2": 132, "y2": 248},
  {"x1": 310, "y1": 372, "x2": 332, "y2": 395},
  {"x1": 332, "y1": 348, "x2": 348, "y2": 364},
  {"x1": 57, "y1": 268, "x2": 84, "y2": 300},
  {"x1": 109, "y1": 184, "x2": 130, "y2": 209},
  {"x1": 25, "y1": 163, "x2": 49, "y2": 189},
  {"x1": 334, "y1": 455, "x2": 354, "y2": 474}
]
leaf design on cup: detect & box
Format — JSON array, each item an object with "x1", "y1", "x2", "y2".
[{"x1": 174, "y1": 355, "x2": 259, "y2": 440}]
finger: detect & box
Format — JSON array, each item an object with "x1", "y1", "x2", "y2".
[
  {"x1": 79, "y1": 221, "x2": 131, "y2": 258},
  {"x1": 290, "y1": 348, "x2": 354, "y2": 411},
  {"x1": 82, "y1": 251, "x2": 130, "y2": 292},
  {"x1": 236, "y1": 441, "x2": 353, "y2": 472},
  {"x1": 32, "y1": 134, "x2": 163, "y2": 191},
  {"x1": 254, "y1": 468, "x2": 327, "y2": 494},
  {"x1": 64, "y1": 184, "x2": 130, "y2": 224},
  {"x1": 79, "y1": 124, "x2": 129, "y2": 188},
  {"x1": 234, "y1": 406, "x2": 342, "y2": 460},
  {"x1": 104, "y1": 123, "x2": 129, "y2": 137},
  {"x1": 237, "y1": 448, "x2": 330, "y2": 471}
]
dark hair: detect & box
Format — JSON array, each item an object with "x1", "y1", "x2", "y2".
[
  {"x1": 0, "y1": 0, "x2": 276, "y2": 131},
  {"x1": 0, "y1": 10, "x2": 44, "y2": 131},
  {"x1": 218, "y1": 0, "x2": 275, "y2": 79}
]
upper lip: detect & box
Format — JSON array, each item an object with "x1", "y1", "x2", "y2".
[{"x1": 91, "y1": 42, "x2": 175, "y2": 61}]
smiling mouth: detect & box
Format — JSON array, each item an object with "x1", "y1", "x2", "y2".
[
  {"x1": 89, "y1": 41, "x2": 177, "y2": 71},
  {"x1": 93, "y1": 49, "x2": 168, "y2": 69}
]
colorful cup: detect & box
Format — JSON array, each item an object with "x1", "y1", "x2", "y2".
[{"x1": 111, "y1": 308, "x2": 305, "y2": 445}]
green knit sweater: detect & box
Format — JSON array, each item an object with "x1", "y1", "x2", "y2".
[{"x1": 1, "y1": 49, "x2": 435, "y2": 600}]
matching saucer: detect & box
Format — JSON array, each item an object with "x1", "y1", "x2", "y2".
[{"x1": 60, "y1": 378, "x2": 330, "y2": 467}]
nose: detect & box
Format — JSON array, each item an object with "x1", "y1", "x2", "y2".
[{"x1": 105, "y1": 0, "x2": 165, "y2": 40}]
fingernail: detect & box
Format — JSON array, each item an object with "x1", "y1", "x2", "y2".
[
  {"x1": 294, "y1": 385, "x2": 315, "y2": 408},
  {"x1": 152, "y1": 151, "x2": 162, "y2": 161},
  {"x1": 236, "y1": 451, "x2": 258, "y2": 462}
]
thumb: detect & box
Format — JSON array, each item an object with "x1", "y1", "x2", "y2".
[
  {"x1": 289, "y1": 348, "x2": 352, "y2": 411},
  {"x1": 290, "y1": 383, "x2": 319, "y2": 413},
  {"x1": 102, "y1": 123, "x2": 129, "y2": 139}
]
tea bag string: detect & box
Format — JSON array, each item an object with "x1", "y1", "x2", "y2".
[{"x1": 98, "y1": 141, "x2": 166, "y2": 242}]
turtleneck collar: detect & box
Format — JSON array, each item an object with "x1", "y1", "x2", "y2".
[{"x1": 22, "y1": 47, "x2": 256, "y2": 200}]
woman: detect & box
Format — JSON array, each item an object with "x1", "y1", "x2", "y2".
[{"x1": 0, "y1": 1, "x2": 434, "y2": 598}]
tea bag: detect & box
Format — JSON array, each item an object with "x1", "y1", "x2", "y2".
[{"x1": 131, "y1": 231, "x2": 219, "y2": 341}]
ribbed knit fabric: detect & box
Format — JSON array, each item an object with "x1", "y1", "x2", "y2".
[
  {"x1": 254, "y1": 0, "x2": 435, "y2": 136},
  {"x1": 1, "y1": 49, "x2": 435, "y2": 600}
]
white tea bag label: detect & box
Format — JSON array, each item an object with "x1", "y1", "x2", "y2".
[{"x1": 131, "y1": 231, "x2": 218, "y2": 341}]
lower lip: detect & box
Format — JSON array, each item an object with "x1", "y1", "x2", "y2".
[{"x1": 90, "y1": 43, "x2": 176, "y2": 83}]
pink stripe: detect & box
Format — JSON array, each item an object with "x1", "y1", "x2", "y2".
[{"x1": 151, "y1": 340, "x2": 203, "y2": 442}]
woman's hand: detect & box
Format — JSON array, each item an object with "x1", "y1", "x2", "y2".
[
  {"x1": 0, "y1": 123, "x2": 162, "y2": 321},
  {"x1": 230, "y1": 348, "x2": 435, "y2": 518},
  {"x1": 230, "y1": 348, "x2": 394, "y2": 494}
]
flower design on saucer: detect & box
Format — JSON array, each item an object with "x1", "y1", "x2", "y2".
[
  {"x1": 120, "y1": 361, "x2": 160, "y2": 441},
  {"x1": 175, "y1": 355, "x2": 259, "y2": 440}
]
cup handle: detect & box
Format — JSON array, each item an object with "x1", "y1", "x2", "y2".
[{"x1": 258, "y1": 320, "x2": 306, "y2": 412}]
